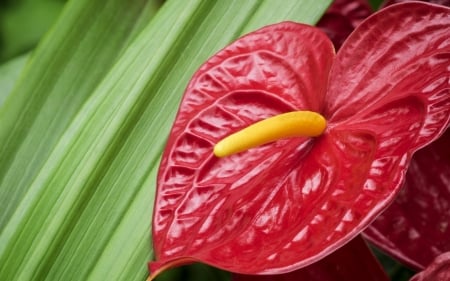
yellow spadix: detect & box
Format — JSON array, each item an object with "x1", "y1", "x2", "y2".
[{"x1": 213, "y1": 111, "x2": 326, "y2": 158}]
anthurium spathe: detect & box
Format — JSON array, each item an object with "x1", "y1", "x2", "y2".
[{"x1": 150, "y1": 2, "x2": 450, "y2": 278}]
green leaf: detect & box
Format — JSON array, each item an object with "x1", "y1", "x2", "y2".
[
  {"x1": 0, "y1": 0, "x2": 158, "y2": 230},
  {"x1": 0, "y1": 0, "x2": 331, "y2": 280},
  {"x1": 0, "y1": 53, "x2": 29, "y2": 107},
  {"x1": 0, "y1": 0, "x2": 65, "y2": 62}
]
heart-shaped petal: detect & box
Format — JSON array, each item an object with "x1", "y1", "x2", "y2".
[
  {"x1": 326, "y1": 2, "x2": 450, "y2": 133},
  {"x1": 152, "y1": 22, "x2": 334, "y2": 275}
]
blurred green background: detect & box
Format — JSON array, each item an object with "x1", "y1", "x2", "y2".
[{"x1": 0, "y1": 0, "x2": 68, "y2": 62}]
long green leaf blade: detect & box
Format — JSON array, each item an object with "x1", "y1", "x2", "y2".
[
  {"x1": 0, "y1": 54, "x2": 29, "y2": 107},
  {"x1": 0, "y1": 0, "x2": 156, "y2": 230}
]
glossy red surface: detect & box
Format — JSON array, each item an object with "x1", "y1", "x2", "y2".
[
  {"x1": 151, "y1": 2, "x2": 450, "y2": 275},
  {"x1": 364, "y1": 130, "x2": 450, "y2": 270},
  {"x1": 232, "y1": 235, "x2": 389, "y2": 281},
  {"x1": 410, "y1": 252, "x2": 450, "y2": 281}
]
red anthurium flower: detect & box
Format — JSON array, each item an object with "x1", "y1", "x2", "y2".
[
  {"x1": 232, "y1": 235, "x2": 389, "y2": 281},
  {"x1": 409, "y1": 252, "x2": 450, "y2": 281},
  {"x1": 364, "y1": 130, "x2": 450, "y2": 270},
  {"x1": 149, "y1": 2, "x2": 450, "y2": 278}
]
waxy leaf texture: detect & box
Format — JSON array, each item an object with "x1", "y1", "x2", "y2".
[
  {"x1": 151, "y1": 2, "x2": 450, "y2": 275},
  {"x1": 364, "y1": 130, "x2": 450, "y2": 270}
]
